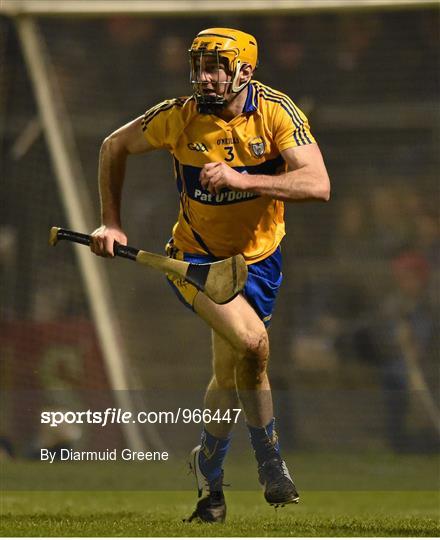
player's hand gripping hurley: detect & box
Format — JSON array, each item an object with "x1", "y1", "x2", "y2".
[{"x1": 49, "y1": 227, "x2": 247, "y2": 304}]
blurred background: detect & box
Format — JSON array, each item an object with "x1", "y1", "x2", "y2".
[{"x1": 0, "y1": 3, "x2": 439, "y2": 477}]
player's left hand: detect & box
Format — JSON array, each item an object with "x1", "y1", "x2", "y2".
[{"x1": 200, "y1": 162, "x2": 249, "y2": 195}]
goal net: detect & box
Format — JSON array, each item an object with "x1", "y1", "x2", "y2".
[{"x1": 0, "y1": 0, "x2": 438, "y2": 489}]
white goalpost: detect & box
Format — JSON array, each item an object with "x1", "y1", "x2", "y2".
[{"x1": 12, "y1": 15, "x2": 166, "y2": 453}]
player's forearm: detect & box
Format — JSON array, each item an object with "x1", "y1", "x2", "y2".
[
  {"x1": 244, "y1": 166, "x2": 330, "y2": 202},
  {"x1": 98, "y1": 135, "x2": 128, "y2": 226}
]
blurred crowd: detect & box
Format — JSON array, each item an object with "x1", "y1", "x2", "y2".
[
  {"x1": 0, "y1": 9, "x2": 439, "y2": 453},
  {"x1": 62, "y1": 12, "x2": 438, "y2": 116},
  {"x1": 2, "y1": 11, "x2": 437, "y2": 117},
  {"x1": 288, "y1": 181, "x2": 439, "y2": 451}
]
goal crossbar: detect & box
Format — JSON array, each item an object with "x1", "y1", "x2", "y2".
[{"x1": 2, "y1": 0, "x2": 439, "y2": 17}]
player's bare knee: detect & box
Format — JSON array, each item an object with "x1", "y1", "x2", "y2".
[
  {"x1": 243, "y1": 330, "x2": 269, "y2": 362},
  {"x1": 237, "y1": 331, "x2": 269, "y2": 381}
]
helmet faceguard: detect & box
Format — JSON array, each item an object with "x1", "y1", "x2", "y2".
[
  {"x1": 189, "y1": 49, "x2": 234, "y2": 114},
  {"x1": 189, "y1": 28, "x2": 258, "y2": 114}
]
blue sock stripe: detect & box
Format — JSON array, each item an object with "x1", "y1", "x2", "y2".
[
  {"x1": 199, "y1": 428, "x2": 231, "y2": 485},
  {"x1": 248, "y1": 418, "x2": 281, "y2": 464},
  {"x1": 265, "y1": 418, "x2": 280, "y2": 452}
]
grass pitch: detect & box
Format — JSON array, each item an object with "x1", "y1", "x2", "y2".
[
  {"x1": 1, "y1": 490, "x2": 438, "y2": 537},
  {"x1": 1, "y1": 452, "x2": 439, "y2": 536}
]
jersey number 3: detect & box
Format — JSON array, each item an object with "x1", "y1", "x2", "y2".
[{"x1": 224, "y1": 146, "x2": 234, "y2": 162}]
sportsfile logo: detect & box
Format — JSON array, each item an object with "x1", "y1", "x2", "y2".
[
  {"x1": 187, "y1": 142, "x2": 208, "y2": 152},
  {"x1": 40, "y1": 407, "x2": 241, "y2": 427}
]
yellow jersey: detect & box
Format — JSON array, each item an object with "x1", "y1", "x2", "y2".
[{"x1": 141, "y1": 80, "x2": 316, "y2": 263}]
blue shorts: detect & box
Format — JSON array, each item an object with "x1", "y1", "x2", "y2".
[{"x1": 166, "y1": 246, "x2": 282, "y2": 327}]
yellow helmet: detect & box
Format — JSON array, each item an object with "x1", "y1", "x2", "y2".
[{"x1": 189, "y1": 28, "x2": 258, "y2": 112}]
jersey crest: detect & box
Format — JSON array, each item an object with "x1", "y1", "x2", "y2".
[{"x1": 249, "y1": 136, "x2": 266, "y2": 158}]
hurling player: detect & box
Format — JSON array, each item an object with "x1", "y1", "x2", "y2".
[{"x1": 90, "y1": 28, "x2": 330, "y2": 523}]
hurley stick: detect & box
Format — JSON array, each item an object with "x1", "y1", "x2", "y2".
[{"x1": 49, "y1": 227, "x2": 247, "y2": 304}]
